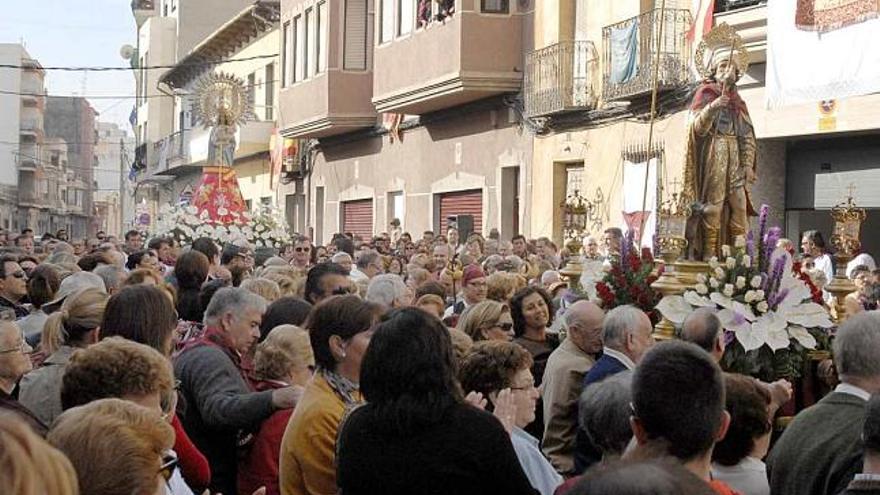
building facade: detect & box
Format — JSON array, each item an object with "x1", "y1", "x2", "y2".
[
  {"x1": 278, "y1": 0, "x2": 533, "y2": 243},
  {"x1": 94, "y1": 122, "x2": 136, "y2": 236},
  {"x1": 527, "y1": 0, "x2": 880, "y2": 256}
]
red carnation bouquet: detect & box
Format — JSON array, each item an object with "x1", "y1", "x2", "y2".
[{"x1": 595, "y1": 232, "x2": 662, "y2": 324}]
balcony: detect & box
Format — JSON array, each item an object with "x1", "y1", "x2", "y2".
[
  {"x1": 714, "y1": 2, "x2": 767, "y2": 64},
  {"x1": 524, "y1": 41, "x2": 599, "y2": 118},
  {"x1": 131, "y1": 0, "x2": 158, "y2": 26},
  {"x1": 18, "y1": 144, "x2": 38, "y2": 171},
  {"x1": 372, "y1": 0, "x2": 523, "y2": 114},
  {"x1": 20, "y1": 118, "x2": 42, "y2": 137},
  {"x1": 602, "y1": 8, "x2": 692, "y2": 102},
  {"x1": 280, "y1": 71, "x2": 376, "y2": 139},
  {"x1": 154, "y1": 121, "x2": 274, "y2": 176}
]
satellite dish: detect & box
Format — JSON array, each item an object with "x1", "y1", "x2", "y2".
[{"x1": 120, "y1": 44, "x2": 136, "y2": 60}]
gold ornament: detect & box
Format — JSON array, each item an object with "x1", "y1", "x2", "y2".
[
  {"x1": 694, "y1": 23, "x2": 750, "y2": 80},
  {"x1": 194, "y1": 72, "x2": 254, "y2": 129}
]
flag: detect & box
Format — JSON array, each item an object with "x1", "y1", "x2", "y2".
[
  {"x1": 128, "y1": 106, "x2": 138, "y2": 130},
  {"x1": 687, "y1": 0, "x2": 716, "y2": 45},
  {"x1": 382, "y1": 113, "x2": 404, "y2": 143},
  {"x1": 269, "y1": 128, "x2": 283, "y2": 190}
]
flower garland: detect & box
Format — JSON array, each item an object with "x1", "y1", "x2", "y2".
[{"x1": 156, "y1": 204, "x2": 291, "y2": 249}]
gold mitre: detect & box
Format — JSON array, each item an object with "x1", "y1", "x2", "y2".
[{"x1": 694, "y1": 23, "x2": 750, "y2": 79}]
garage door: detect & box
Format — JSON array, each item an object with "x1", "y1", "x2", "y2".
[
  {"x1": 439, "y1": 189, "x2": 482, "y2": 235},
  {"x1": 342, "y1": 199, "x2": 373, "y2": 240}
]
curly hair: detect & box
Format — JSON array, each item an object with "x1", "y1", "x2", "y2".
[
  {"x1": 712, "y1": 374, "x2": 771, "y2": 466},
  {"x1": 486, "y1": 272, "x2": 516, "y2": 303},
  {"x1": 60, "y1": 337, "x2": 174, "y2": 410},
  {"x1": 509, "y1": 286, "x2": 554, "y2": 337},
  {"x1": 254, "y1": 325, "x2": 314, "y2": 381},
  {"x1": 458, "y1": 341, "x2": 533, "y2": 409},
  {"x1": 48, "y1": 398, "x2": 174, "y2": 495}
]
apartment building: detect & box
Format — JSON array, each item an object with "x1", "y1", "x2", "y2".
[
  {"x1": 277, "y1": 0, "x2": 533, "y2": 243},
  {"x1": 527, "y1": 0, "x2": 880, "y2": 255},
  {"x1": 95, "y1": 122, "x2": 136, "y2": 236},
  {"x1": 130, "y1": 0, "x2": 260, "y2": 231}
]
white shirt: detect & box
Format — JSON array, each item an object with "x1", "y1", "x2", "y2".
[
  {"x1": 835, "y1": 382, "x2": 871, "y2": 402},
  {"x1": 814, "y1": 253, "x2": 835, "y2": 284},
  {"x1": 602, "y1": 347, "x2": 636, "y2": 370},
  {"x1": 712, "y1": 457, "x2": 769, "y2": 495},
  {"x1": 510, "y1": 427, "x2": 563, "y2": 495}
]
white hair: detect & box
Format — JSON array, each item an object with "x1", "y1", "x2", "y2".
[
  {"x1": 602, "y1": 305, "x2": 646, "y2": 349},
  {"x1": 365, "y1": 274, "x2": 408, "y2": 307},
  {"x1": 204, "y1": 287, "x2": 267, "y2": 327},
  {"x1": 541, "y1": 270, "x2": 561, "y2": 286},
  {"x1": 331, "y1": 252, "x2": 352, "y2": 263}
]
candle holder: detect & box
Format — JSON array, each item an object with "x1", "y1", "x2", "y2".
[
  {"x1": 825, "y1": 191, "x2": 866, "y2": 323},
  {"x1": 651, "y1": 188, "x2": 689, "y2": 339}
]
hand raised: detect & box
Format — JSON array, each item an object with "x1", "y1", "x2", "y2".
[
  {"x1": 711, "y1": 94, "x2": 731, "y2": 110},
  {"x1": 464, "y1": 391, "x2": 487, "y2": 410},
  {"x1": 492, "y1": 388, "x2": 516, "y2": 433}
]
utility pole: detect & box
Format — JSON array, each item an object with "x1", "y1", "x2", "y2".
[{"x1": 119, "y1": 137, "x2": 125, "y2": 236}]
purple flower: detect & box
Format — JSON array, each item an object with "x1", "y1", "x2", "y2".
[
  {"x1": 746, "y1": 229, "x2": 755, "y2": 258},
  {"x1": 764, "y1": 226, "x2": 782, "y2": 265},
  {"x1": 724, "y1": 329, "x2": 736, "y2": 346},
  {"x1": 770, "y1": 287, "x2": 790, "y2": 310},
  {"x1": 757, "y1": 204, "x2": 770, "y2": 272}
]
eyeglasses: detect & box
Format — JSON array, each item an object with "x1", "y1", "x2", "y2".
[
  {"x1": 0, "y1": 340, "x2": 30, "y2": 354},
  {"x1": 295, "y1": 247, "x2": 312, "y2": 253},
  {"x1": 6, "y1": 271, "x2": 25, "y2": 280},
  {"x1": 158, "y1": 452, "x2": 179, "y2": 483},
  {"x1": 331, "y1": 286, "x2": 353, "y2": 295}
]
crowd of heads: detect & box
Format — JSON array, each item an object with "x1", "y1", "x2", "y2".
[{"x1": 0, "y1": 223, "x2": 877, "y2": 495}]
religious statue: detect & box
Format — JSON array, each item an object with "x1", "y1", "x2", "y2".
[
  {"x1": 192, "y1": 72, "x2": 253, "y2": 224},
  {"x1": 683, "y1": 23, "x2": 757, "y2": 261}
]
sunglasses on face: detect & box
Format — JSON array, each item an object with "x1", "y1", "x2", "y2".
[
  {"x1": 493, "y1": 322, "x2": 514, "y2": 332},
  {"x1": 295, "y1": 247, "x2": 312, "y2": 253},
  {"x1": 332, "y1": 286, "x2": 353, "y2": 295},
  {"x1": 158, "y1": 452, "x2": 179, "y2": 483}
]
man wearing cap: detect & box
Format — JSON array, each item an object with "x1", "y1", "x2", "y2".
[
  {"x1": 0, "y1": 255, "x2": 29, "y2": 320},
  {"x1": 443, "y1": 264, "x2": 487, "y2": 320},
  {"x1": 684, "y1": 27, "x2": 757, "y2": 261}
]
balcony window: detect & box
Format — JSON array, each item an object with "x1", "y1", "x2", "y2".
[
  {"x1": 265, "y1": 63, "x2": 275, "y2": 121},
  {"x1": 380, "y1": 0, "x2": 394, "y2": 43},
  {"x1": 344, "y1": 0, "x2": 368, "y2": 70},
  {"x1": 282, "y1": 21, "x2": 290, "y2": 86},
  {"x1": 417, "y1": 0, "x2": 454, "y2": 27},
  {"x1": 399, "y1": 0, "x2": 415, "y2": 36},
  {"x1": 317, "y1": 1, "x2": 327, "y2": 73},
  {"x1": 305, "y1": 7, "x2": 314, "y2": 79},
  {"x1": 247, "y1": 73, "x2": 257, "y2": 118},
  {"x1": 293, "y1": 15, "x2": 303, "y2": 82},
  {"x1": 481, "y1": 0, "x2": 508, "y2": 14},
  {"x1": 715, "y1": 0, "x2": 766, "y2": 12}
]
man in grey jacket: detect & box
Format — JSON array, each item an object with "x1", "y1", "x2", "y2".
[{"x1": 175, "y1": 287, "x2": 301, "y2": 495}]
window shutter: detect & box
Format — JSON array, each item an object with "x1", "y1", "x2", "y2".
[{"x1": 344, "y1": 0, "x2": 368, "y2": 70}]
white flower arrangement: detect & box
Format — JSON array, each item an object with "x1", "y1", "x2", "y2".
[{"x1": 155, "y1": 203, "x2": 292, "y2": 249}]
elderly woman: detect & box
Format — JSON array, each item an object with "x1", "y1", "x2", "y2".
[
  {"x1": 279, "y1": 295, "x2": 383, "y2": 495},
  {"x1": 99, "y1": 284, "x2": 210, "y2": 490},
  {"x1": 19, "y1": 287, "x2": 108, "y2": 426},
  {"x1": 0, "y1": 321, "x2": 45, "y2": 435},
  {"x1": 365, "y1": 274, "x2": 412, "y2": 309},
  {"x1": 48, "y1": 398, "x2": 176, "y2": 495},
  {"x1": 457, "y1": 300, "x2": 515, "y2": 342},
  {"x1": 336, "y1": 308, "x2": 537, "y2": 495},
  {"x1": 486, "y1": 272, "x2": 517, "y2": 303},
  {"x1": 459, "y1": 340, "x2": 563, "y2": 495},
  {"x1": 845, "y1": 265, "x2": 878, "y2": 315},
  {"x1": 240, "y1": 325, "x2": 314, "y2": 495},
  {"x1": 0, "y1": 414, "x2": 78, "y2": 495},
  {"x1": 241, "y1": 277, "x2": 283, "y2": 303},
  {"x1": 510, "y1": 286, "x2": 558, "y2": 438},
  {"x1": 711, "y1": 374, "x2": 773, "y2": 495}
]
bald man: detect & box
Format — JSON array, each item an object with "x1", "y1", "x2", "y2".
[{"x1": 541, "y1": 300, "x2": 605, "y2": 474}]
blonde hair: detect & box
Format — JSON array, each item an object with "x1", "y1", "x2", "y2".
[
  {"x1": 41, "y1": 288, "x2": 109, "y2": 355},
  {"x1": 241, "y1": 277, "x2": 282, "y2": 303},
  {"x1": 48, "y1": 398, "x2": 174, "y2": 495},
  {"x1": 416, "y1": 294, "x2": 445, "y2": 319},
  {"x1": 254, "y1": 325, "x2": 314, "y2": 381},
  {"x1": 486, "y1": 272, "x2": 517, "y2": 302},
  {"x1": 457, "y1": 300, "x2": 509, "y2": 342},
  {"x1": 0, "y1": 414, "x2": 79, "y2": 495},
  {"x1": 261, "y1": 266, "x2": 305, "y2": 298}
]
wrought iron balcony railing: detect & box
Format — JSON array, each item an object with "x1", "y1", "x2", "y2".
[
  {"x1": 715, "y1": 0, "x2": 766, "y2": 12},
  {"x1": 602, "y1": 8, "x2": 692, "y2": 102},
  {"x1": 524, "y1": 40, "x2": 598, "y2": 118}
]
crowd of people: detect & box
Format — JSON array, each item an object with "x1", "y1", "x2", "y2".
[{"x1": 0, "y1": 222, "x2": 878, "y2": 495}]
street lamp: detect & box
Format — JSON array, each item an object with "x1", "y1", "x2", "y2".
[{"x1": 825, "y1": 190, "x2": 867, "y2": 322}]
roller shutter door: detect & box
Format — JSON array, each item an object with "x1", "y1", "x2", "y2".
[
  {"x1": 439, "y1": 189, "x2": 482, "y2": 235},
  {"x1": 342, "y1": 199, "x2": 373, "y2": 240}
]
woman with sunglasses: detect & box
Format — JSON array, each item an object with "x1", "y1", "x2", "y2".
[
  {"x1": 49, "y1": 398, "x2": 179, "y2": 495},
  {"x1": 457, "y1": 300, "x2": 515, "y2": 342},
  {"x1": 280, "y1": 295, "x2": 383, "y2": 495},
  {"x1": 55, "y1": 339, "x2": 192, "y2": 495}
]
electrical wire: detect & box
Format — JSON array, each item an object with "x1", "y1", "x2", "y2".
[
  {"x1": 0, "y1": 54, "x2": 278, "y2": 72},
  {"x1": 0, "y1": 79, "x2": 280, "y2": 100}
]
